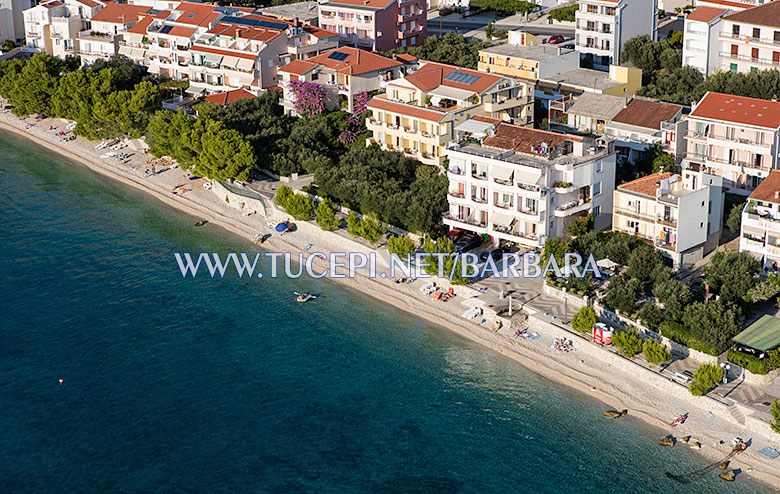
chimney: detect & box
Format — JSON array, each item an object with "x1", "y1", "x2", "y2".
[{"x1": 775, "y1": 191, "x2": 780, "y2": 199}]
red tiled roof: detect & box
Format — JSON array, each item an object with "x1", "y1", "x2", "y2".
[
  {"x1": 367, "y1": 98, "x2": 446, "y2": 122},
  {"x1": 174, "y1": 2, "x2": 219, "y2": 26},
  {"x1": 302, "y1": 47, "x2": 401, "y2": 75},
  {"x1": 206, "y1": 23, "x2": 285, "y2": 43},
  {"x1": 690, "y1": 92, "x2": 780, "y2": 129},
  {"x1": 724, "y1": 1, "x2": 780, "y2": 26},
  {"x1": 190, "y1": 44, "x2": 258, "y2": 60},
  {"x1": 91, "y1": 3, "x2": 150, "y2": 24},
  {"x1": 320, "y1": 0, "x2": 396, "y2": 9},
  {"x1": 699, "y1": 0, "x2": 753, "y2": 7},
  {"x1": 127, "y1": 15, "x2": 154, "y2": 34},
  {"x1": 686, "y1": 6, "x2": 728, "y2": 22},
  {"x1": 748, "y1": 170, "x2": 780, "y2": 204},
  {"x1": 303, "y1": 25, "x2": 337, "y2": 38},
  {"x1": 161, "y1": 26, "x2": 197, "y2": 38},
  {"x1": 203, "y1": 88, "x2": 256, "y2": 105},
  {"x1": 618, "y1": 171, "x2": 675, "y2": 197},
  {"x1": 41, "y1": 1, "x2": 64, "y2": 9},
  {"x1": 395, "y1": 53, "x2": 417, "y2": 63},
  {"x1": 471, "y1": 115, "x2": 502, "y2": 125},
  {"x1": 404, "y1": 61, "x2": 501, "y2": 94},
  {"x1": 482, "y1": 122, "x2": 572, "y2": 155},
  {"x1": 278, "y1": 59, "x2": 317, "y2": 75},
  {"x1": 611, "y1": 99, "x2": 682, "y2": 130},
  {"x1": 72, "y1": 0, "x2": 101, "y2": 8},
  {"x1": 151, "y1": 10, "x2": 171, "y2": 19}
]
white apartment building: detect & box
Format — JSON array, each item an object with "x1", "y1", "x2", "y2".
[
  {"x1": 683, "y1": 91, "x2": 780, "y2": 195},
  {"x1": 682, "y1": 6, "x2": 729, "y2": 76},
  {"x1": 444, "y1": 116, "x2": 617, "y2": 248},
  {"x1": 740, "y1": 170, "x2": 780, "y2": 272},
  {"x1": 575, "y1": 0, "x2": 658, "y2": 69},
  {"x1": 366, "y1": 61, "x2": 535, "y2": 167},
  {"x1": 22, "y1": 0, "x2": 106, "y2": 56},
  {"x1": 603, "y1": 97, "x2": 683, "y2": 163},
  {"x1": 718, "y1": 2, "x2": 780, "y2": 74},
  {"x1": 613, "y1": 170, "x2": 724, "y2": 269},
  {"x1": 0, "y1": 0, "x2": 36, "y2": 43}
]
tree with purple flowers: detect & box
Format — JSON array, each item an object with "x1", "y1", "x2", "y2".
[
  {"x1": 289, "y1": 80, "x2": 327, "y2": 118},
  {"x1": 347, "y1": 91, "x2": 372, "y2": 125}
]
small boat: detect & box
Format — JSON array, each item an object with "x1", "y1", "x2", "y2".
[
  {"x1": 294, "y1": 292, "x2": 317, "y2": 303},
  {"x1": 195, "y1": 220, "x2": 207, "y2": 227}
]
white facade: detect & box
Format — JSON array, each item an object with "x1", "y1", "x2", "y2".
[
  {"x1": 739, "y1": 171, "x2": 780, "y2": 271},
  {"x1": 613, "y1": 170, "x2": 724, "y2": 269},
  {"x1": 444, "y1": 118, "x2": 617, "y2": 248},
  {"x1": 0, "y1": 0, "x2": 35, "y2": 43},
  {"x1": 682, "y1": 8, "x2": 728, "y2": 76},
  {"x1": 575, "y1": 0, "x2": 658, "y2": 68}
]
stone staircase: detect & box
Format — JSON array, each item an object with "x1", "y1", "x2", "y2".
[{"x1": 728, "y1": 404, "x2": 747, "y2": 425}]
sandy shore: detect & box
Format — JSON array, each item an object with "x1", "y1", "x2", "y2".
[{"x1": 3, "y1": 113, "x2": 780, "y2": 489}]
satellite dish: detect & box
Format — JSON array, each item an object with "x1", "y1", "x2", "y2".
[{"x1": 487, "y1": 128, "x2": 495, "y2": 137}]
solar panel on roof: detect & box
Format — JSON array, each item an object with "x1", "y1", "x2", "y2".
[
  {"x1": 327, "y1": 51, "x2": 349, "y2": 61},
  {"x1": 218, "y1": 16, "x2": 288, "y2": 30},
  {"x1": 159, "y1": 25, "x2": 172, "y2": 34},
  {"x1": 444, "y1": 72, "x2": 480, "y2": 85}
]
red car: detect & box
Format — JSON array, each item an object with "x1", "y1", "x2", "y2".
[{"x1": 548, "y1": 35, "x2": 565, "y2": 44}]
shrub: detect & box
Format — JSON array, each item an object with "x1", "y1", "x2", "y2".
[
  {"x1": 689, "y1": 362, "x2": 724, "y2": 396},
  {"x1": 638, "y1": 301, "x2": 664, "y2": 329},
  {"x1": 274, "y1": 184, "x2": 294, "y2": 209},
  {"x1": 571, "y1": 306, "x2": 597, "y2": 332},
  {"x1": 285, "y1": 194, "x2": 315, "y2": 221},
  {"x1": 315, "y1": 199, "x2": 339, "y2": 231},
  {"x1": 549, "y1": 4, "x2": 577, "y2": 22},
  {"x1": 727, "y1": 349, "x2": 768, "y2": 375},
  {"x1": 613, "y1": 327, "x2": 643, "y2": 357},
  {"x1": 771, "y1": 400, "x2": 780, "y2": 434},
  {"x1": 643, "y1": 339, "x2": 671, "y2": 366},
  {"x1": 659, "y1": 320, "x2": 719, "y2": 356},
  {"x1": 388, "y1": 235, "x2": 416, "y2": 260},
  {"x1": 346, "y1": 212, "x2": 385, "y2": 245}
]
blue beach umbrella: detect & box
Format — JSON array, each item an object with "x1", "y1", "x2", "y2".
[{"x1": 275, "y1": 222, "x2": 288, "y2": 233}]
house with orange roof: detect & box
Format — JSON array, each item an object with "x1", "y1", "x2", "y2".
[
  {"x1": 76, "y1": 2, "x2": 152, "y2": 64},
  {"x1": 717, "y1": 1, "x2": 780, "y2": 74},
  {"x1": 318, "y1": 0, "x2": 425, "y2": 52},
  {"x1": 682, "y1": 6, "x2": 729, "y2": 76},
  {"x1": 575, "y1": 0, "x2": 657, "y2": 69},
  {"x1": 603, "y1": 97, "x2": 684, "y2": 163},
  {"x1": 278, "y1": 47, "x2": 410, "y2": 114},
  {"x1": 683, "y1": 91, "x2": 780, "y2": 195},
  {"x1": 613, "y1": 169, "x2": 724, "y2": 269},
  {"x1": 365, "y1": 61, "x2": 535, "y2": 167},
  {"x1": 443, "y1": 117, "x2": 617, "y2": 247},
  {"x1": 739, "y1": 169, "x2": 780, "y2": 271},
  {"x1": 22, "y1": 0, "x2": 106, "y2": 56}
]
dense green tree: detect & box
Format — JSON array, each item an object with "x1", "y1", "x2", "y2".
[
  {"x1": 746, "y1": 274, "x2": 780, "y2": 303},
  {"x1": 543, "y1": 237, "x2": 568, "y2": 266},
  {"x1": 388, "y1": 235, "x2": 416, "y2": 259},
  {"x1": 566, "y1": 213, "x2": 594, "y2": 238},
  {"x1": 196, "y1": 121, "x2": 255, "y2": 181},
  {"x1": 571, "y1": 306, "x2": 597, "y2": 332},
  {"x1": 385, "y1": 33, "x2": 489, "y2": 69},
  {"x1": 89, "y1": 56, "x2": 146, "y2": 90},
  {"x1": 613, "y1": 327, "x2": 643, "y2": 357},
  {"x1": 726, "y1": 198, "x2": 746, "y2": 233},
  {"x1": 689, "y1": 362, "x2": 724, "y2": 396},
  {"x1": 315, "y1": 199, "x2": 340, "y2": 231},
  {"x1": 51, "y1": 68, "x2": 116, "y2": 125},
  {"x1": 771, "y1": 400, "x2": 780, "y2": 434},
  {"x1": 1, "y1": 53, "x2": 65, "y2": 116},
  {"x1": 548, "y1": 4, "x2": 577, "y2": 21},
  {"x1": 406, "y1": 166, "x2": 448, "y2": 233},
  {"x1": 284, "y1": 194, "x2": 315, "y2": 221},
  {"x1": 682, "y1": 299, "x2": 743, "y2": 353},
  {"x1": 702, "y1": 251, "x2": 760, "y2": 300},
  {"x1": 652, "y1": 277, "x2": 692, "y2": 321},
  {"x1": 643, "y1": 339, "x2": 671, "y2": 366},
  {"x1": 638, "y1": 301, "x2": 664, "y2": 329},
  {"x1": 627, "y1": 245, "x2": 664, "y2": 281},
  {"x1": 602, "y1": 277, "x2": 642, "y2": 315},
  {"x1": 274, "y1": 184, "x2": 294, "y2": 209}
]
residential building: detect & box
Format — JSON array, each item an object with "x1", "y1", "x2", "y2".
[
  {"x1": 278, "y1": 47, "x2": 408, "y2": 114},
  {"x1": 557, "y1": 92, "x2": 629, "y2": 134},
  {"x1": 719, "y1": 1, "x2": 780, "y2": 74},
  {"x1": 535, "y1": 64, "x2": 642, "y2": 107},
  {"x1": 258, "y1": 1, "x2": 320, "y2": 25},
  {"x1": 683, "y1": 91, "x2": 780, "y2": 195},
  {"x1": 603, "y1": 97, "x2": 683, "y2": 163},
  {"x1": 78, "y1": 2, "x2": 152, "y2": 64},
  {"x1": 366, "y1": 61, "x2": 535, "y2": 167},
  {"x1": 477, "y1": 30, "x2": 579, "y2": 80},
  {"x1": 318, "y1": 0, "x2": 426, "y2": 52},
  {"x1": 682, "y1": 6, "x2": 729, "y2": 76},
  {"x1": 0, "y1": 0, "x2": 36, "y2": 43},
  {"x1": 575, "y1": 0, "x2": 657, "y2": 69},
  {"x1": 739, "y1": 170, "x2": 780, "y2": 271},
  {"x1": 613, "y1": 170, "x2": 724, "y2": 269},
  {"x1": 444, "y1": 116, "x2": 617, "y2": 248},
  {"x1": 22, "y1": 0, "x2": 106, "y2": 56}
]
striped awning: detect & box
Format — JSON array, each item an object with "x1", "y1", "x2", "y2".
[
  {"x1": 203, "y1": 53, "x2": 223, "y2": 65},
  {"x1": 236, "y1": 58, "x2": 255, "y2": 72},
  {"x1": 118, "y1": 45, "x2": 132, "y2": 57},
  {"x1": 513, "y1": 169, "x2": 541, "y2": 186},
  {"x1": 221, "y1": 56, "x2": 240, "y2": 69},
  {"x1": 491, "y1": 212, "x2": 515, "y2": 227},
  {"x1": 492, "y1": 166, "x2": 513, "y2": 181}
]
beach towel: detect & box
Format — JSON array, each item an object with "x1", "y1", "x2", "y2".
[
  {"x1": 758, "y1": 447, "x2": 780, "y2": 459},
  {"x1": 704, "y1": 411, "x2": 715, "y2": 419}
]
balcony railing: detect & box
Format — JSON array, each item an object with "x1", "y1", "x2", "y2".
[
  {"x1": 471, "y1": 195, "x2": 488, "y2": 204},
  {"x1": 719, "y1": 51, "x2": 780, "y2": 66}
]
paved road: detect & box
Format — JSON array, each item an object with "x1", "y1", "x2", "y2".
[{"x1": 430, "y1": 19, "x2": 574, "y2": 37}]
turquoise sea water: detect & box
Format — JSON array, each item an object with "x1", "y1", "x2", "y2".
[{"x1": 0, "y1": 131, "x2": 771, "y2": 493}]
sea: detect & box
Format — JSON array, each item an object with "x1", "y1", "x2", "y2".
[{"x1": 0, "y1": 131, "x2": 772, "y2": 493}]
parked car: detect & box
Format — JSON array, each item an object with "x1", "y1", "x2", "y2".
[
  {"x1": 548, "y1": 34, "x2": 565, "y2": 44},
  {"x1": 454, "y1": 233, "x2": 482, "y2": 254},
  {"x1": 479, "y1": 247, "x2": 505, "y2": 263},
  {"x1": 446, "y1": 228, "x2": 466, "y2": 243}
]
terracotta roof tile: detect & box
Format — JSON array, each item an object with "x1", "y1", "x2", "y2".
[
  {"x1": 748, "y1": 170, "x2": 780, "y2": 204},
  {"x1": 611, "y1": 99, "x2": 682, "y2": 130},
  {"x1": 72, "y1": 0, "x2": 101, "y2": 8},
  {"x1": 303, "y1": 25, "x2": 337, "y2": 38},
  {"x1": 724, "y1": 1, "x2": 780, "y2": 26},
  {"x1": 618, "y1": 171, "x2": 675, "y2": 197},
  {"x1": 90, "y1": 3, "x2": 150, "y2": 24},
  {"x1": 190, "y1": 44, "x2": 258, "y2": 60},
  {"x1": 690, "y1": 92, "x2": 780, "y2": 129},
  {"x1": 278, "y1": 59, "x2": 318, "y2": 75},
  {"x1": 404, "y1": 61, "x2": 501, "y2": 94},
  {"x1": 203, "y1": 88, "x2": 256, "y2": 105},
  {"x1": 302, "y1": 47, "x2": 401, "y2": 75},
  {"x1": 686, "y1": 6, "x2": 728, "y2": 22},
  {"x1": 320, "y1": 0, "x2": 396, "y2": 9},
  {"x1": 482, "y1": 123, "x2": 572, "y2": 155},
  {"x1": 127, "y1": 15, "x2": 154, "y2": 34},
  {"x1": 394, "y1": 53, "x2": 417, "y2": 63},
  {"x1": 367, "y1": 98, "x2": 447, "y2": 122}
]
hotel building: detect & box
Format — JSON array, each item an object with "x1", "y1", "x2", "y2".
[{"x1": 740, "y1": 170, "x2": 780, "y2": 272}]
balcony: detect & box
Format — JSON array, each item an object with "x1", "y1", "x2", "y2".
[
  {"x1": 657, "y1": 216, "x2": 678, "y2": 228},
  {"x1": 554, "y1": 199, "x2": 591, "y2": 217},
  {"x1": 444, "y1": 213, "x2": 487, "y2": 231},
  {"x1": 471, "y1": 195, "x2": 488, "y2": 204},
  {"x1": 494, "y1": 201, "x2": 514, "y2": 210},
  {"x1": 614, "y1": 207, "x2": 656, "y2": 223},
  {"x1": 484, "y1": 95, "x2": 531, "y2": 113},
  {"x1": 742, "y1": 237, "x2": 765, "y2": 250},
  {"x1": 719, "y1": 50, "x2": 780, "y2": 67},
  {"x1": 656, "y1": 240, "x2": 677, "y2": 252}
]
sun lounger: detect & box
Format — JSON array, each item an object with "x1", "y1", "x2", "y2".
[{"x1": 673, "y1": 373, "x2": 690, "y2": 385}]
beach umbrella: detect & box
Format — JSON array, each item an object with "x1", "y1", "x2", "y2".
[
  {"x1": 597, "y1": 258, "x2": 618, "y2": 270},
  {"x1": 275, "y1": 222, "x2": 288, "y2": 232}
]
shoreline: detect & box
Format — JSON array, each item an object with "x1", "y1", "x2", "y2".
[{"x1": 3, "y1": 116, "x2": 780, "y2": 489}]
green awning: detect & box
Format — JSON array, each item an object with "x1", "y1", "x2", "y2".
[{"x1": 733, "y1": 315, "x2": 780, "y2": 352}]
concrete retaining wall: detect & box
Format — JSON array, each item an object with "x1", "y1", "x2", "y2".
[{"x1": 212, "y1": 180, "x2": 267, "y2": 215}]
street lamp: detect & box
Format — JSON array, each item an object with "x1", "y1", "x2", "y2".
[{"x1": 720, "y1": 363, "x2": 731, "y2": 398}]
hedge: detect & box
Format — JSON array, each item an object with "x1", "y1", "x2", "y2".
[
  {"x1": 727, "y1": 349, "x2": 768, "y2": 375},
  {"x1": 659, "y1": 320, "x2": 719, "y2": 356}
]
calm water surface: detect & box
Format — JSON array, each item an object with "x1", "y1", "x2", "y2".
[{"x1": 0, "y1": 132, "x2": 770, "y2": 493}]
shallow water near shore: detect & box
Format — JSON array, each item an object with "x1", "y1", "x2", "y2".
[{"x1": 0, "y1": 131, "x2": 771, "y2": 493}]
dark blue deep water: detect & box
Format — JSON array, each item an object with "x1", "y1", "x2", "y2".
[{"x1": 0, "y1": 132, "x2": 770, "y2": 493}]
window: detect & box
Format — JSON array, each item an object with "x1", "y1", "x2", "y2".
[
  {"x1": 752, "y1": 47, "x2": 759, "y2": 60},
  {"x1": 267, "y1": 59, "x2": 273, "y2": 68},
  {"x1": 311, "y1": 72, "x2": 318, "y2": 80},
  {"x1": 587, "y1": 4, "x2": 597, "y2": 13},
  {"x1": 751, "y1": 67, "x2": 758, "y2": 73},
  {"x1": 410, "y1": 36, "x2": 416, "y2": 46},
  {"x1": 604, "y1": 7, "x2": 615, "y2": 15},
  {"x1": 708, "y1": 201, "x2": 712, "y2": 214},
  {"x1": 593, "y1": 205, "x2": 600, "y2": 217},
  {"x1": 730, "y1": 63, "x2": 738, "y2": 72},
  {"x1": 595, "y1": 161, "x2": 602, "y2": 173},
  {"x1": 731, "y1": 44, "x2": 738, "y2": 56},
  {"x1": 732, "y1": 25, "x2": 740, "y2": 36},
  {"x1": 593, "y1": 181, "x2": 602, "y2": 196},
  {"x1": 753, "y1": 28, "x2": 761, "y2": 38},
  {"x1": 774, "y1": 52, "x2": 780, "y2": 64}
]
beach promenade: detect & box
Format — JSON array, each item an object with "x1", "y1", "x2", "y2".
[{"x1": 2, "y1": 112, "x2": 780, "y2": 489}]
